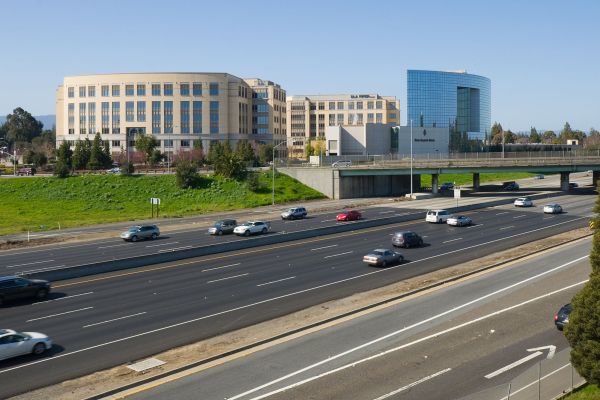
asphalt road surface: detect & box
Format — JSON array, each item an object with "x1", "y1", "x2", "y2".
[
  {"x1": 0, "y1": 192, "x2": 593, "y2": 398},
  {"x1": 127, "y1": 237, "x2": 592, "y2": 400}
]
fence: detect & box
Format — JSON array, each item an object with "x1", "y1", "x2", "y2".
[{"x1": 458, "y1": 348, "x2": 585, "y2": 400}]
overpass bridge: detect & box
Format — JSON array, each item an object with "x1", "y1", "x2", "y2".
[{"x1": 281, "y1": 154, "x2": 600, "y2": 199}]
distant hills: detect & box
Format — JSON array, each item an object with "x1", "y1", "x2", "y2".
[{"x1": 0, "y1": 114, "x2": 56, "y2": 129}]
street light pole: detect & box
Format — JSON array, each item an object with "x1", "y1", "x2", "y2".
[
  {"x1": 272, "y1": 140, "x2": 287, "y2": 205},
  {"x1": 410, "y1": 119, "x2": 413, "y2": 197}
]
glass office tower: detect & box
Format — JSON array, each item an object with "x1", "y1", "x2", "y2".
[{"x1": 407, "y1": 70, "x2": 491, "y2": 141}]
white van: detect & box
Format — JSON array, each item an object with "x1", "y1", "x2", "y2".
[{"x1": 426, "y1": 209, "x2": 450, "y2": 223}]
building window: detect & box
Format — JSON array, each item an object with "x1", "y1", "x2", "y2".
[
  {"x1": 337, "y1": 102, "x2": 344, "y2": 110},
  {"x1": 210, "y1": 101, "x2": 219, "y2": 133},
  {"x1": 367, "y1": 101, "x2": 374, "y2": 110},
  {"x1": 348, "y1": 102, "x2": 354, "y2": 110},
  {"x1": 137, "y1": 84, "x2": 146, "y2": 96},
  {"x1": 180, "y1": 101, "x2": 190, "y2": 134},
  {"x1": 388, "y1": 112, "x2": 397, "y2": 119},
  {"x1": 68, "y1": 103, "x2": 74, "y2": 134},
  {"x1": 357, "y1": 101, "x2": 363, "y2": 110},
  {"x1": 126, "y1": 101, "x2": 134, "y2": 122},
  {"x1": 180, "y1": 83, "x2": 189, "y2": 96},
  {"x1": 101, "y1": 85, "x2": 109, "y2": 97},
  {"x1": 111, "y1": 85, "x2": 120, "y2": 97},
  {"x1": 257, "y1": 116, "x2": 268, "y2": 124},
  {"x1": 367, "y1": 113, "x2": 374, "y2": 123},
  {"x1": 337, "y1": 114, "x2": 344, "y2": 125},
  {"x1": 79, "y1": 103, "x2": 86, "y2": 134},
  {"x1": 68, "y1": 87, "x2": 74, "y2": 98},
  {"x1": 79, "y1": 87, "x2": 86, "y2": 98},
  {"x1": 357, "y1": 114, "x2": 364, "y2": 125},
  {"x1": 258, "y1": 128, "x2": 268, "y2": 134},
  {"x1": 180, "y1": 140, "x2": 190, "y2": 147},
  {"x1": 88, "y1": 86, "x2": 96, "y2": 97},
  {"x1": 125, "y1": 85, "x2": 134, "y2": 96},
  {"x1": 88, "y1": 102, "x2": 96, "y2": 134},
  {"x1": 193, "y1": 101, "x2": 202, "y2": 134},
  {"x1": 152, "y1": 84, "x2": 161, "y2": 96},
  {"x1": 253, "y1": 89, "x2": 268, "y2": 99},
  {"x1": 164, "y1": 139, "x2": 173, "y2": 148},
  {"x1": 329, "y1": 102, "x2": 335, "y2": 110},
  {"x1": 193, "y1": 83, "x2": 202, "y2": 96},
  {"x1": 209, "y1": 82, "x2": 219, "y2": 96},
  {"x1": 111, "y1": 140, "x2": 121, "y2": 147},
  {"x1": 164, "y1": 101, "x2": 173, "y2": 133},
  {"x1": 164, "y1": 83, "x2": 173, "y2": 96},
  {"x1": 137, "y1": 101, "x2": 146, "y2": 122},
  {"x1": 376, "y1": 113, "x2": 383, "y2": 123},
  {"x1": 329, "y1": 114, "x2": 335, "y2": 126},
  {"x1": 348, "y1": 114, "x2": 354, "y2": 125},
  {"x1": 318, "y1": 102, "x2": 325, "y2": 110},
  {"x1": 376, "y1": 101, "x2": 383, "y2": 109},
  {"x1": 112, "y1": 102, "x2": 120, "y2": 134},
  {"x1": 152, "y1": 101, "x2": 161, "y2": 134},
  {"x1": 101, "y1": 102, "x2": 109, "y2": 134},
  {"x1": 254, "y1": 103, "x2": 269, "y2": 112}
]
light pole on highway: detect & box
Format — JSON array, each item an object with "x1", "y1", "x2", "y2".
[
  {"x1": 410, "y1": 119, "x2": 413, "y2": 197},
  {"x1": 272, "y1": 139, "x2": 288, "y2": 205}
]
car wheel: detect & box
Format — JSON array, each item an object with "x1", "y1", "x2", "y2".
[
  {"x1": 418, "y1": 239, "x2": 423, "y2": 246},
  {"x1": 244, "y1": 230, "x2": 250, "y2": 237},
  {"x1": 36, "y1": 288, "x2": 48, "y2": 299},
  {"x1": 131, "y1": 235, "x2": 138, "y2": 242},
  {"x1": 381, "y1": 261, "x2": 387, "y2": 268},
  {"x1": 217, "y1": 230, "x2": 223, "y2": 236},
  {"x1": 262, "y1": 228, "x2": 267, "y2": 234},
  {"x1": 151, "y1": 233, "x2": 158, "y2": 240},
  {"x1": 32, "y1": 343, "x2": 46, "y2": 355},
  {"x1": 399, "y1": 256, "x2": 404, "y2": 263}
]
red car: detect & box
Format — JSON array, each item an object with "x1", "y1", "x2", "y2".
[{"x1": 336, "y1": 210, "x2": 362, "y2": 221}]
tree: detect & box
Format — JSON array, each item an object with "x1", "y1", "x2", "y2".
[
  {"x1": 213, "y1": 142, "x2": 246, "y2": 179},
  {"x1": 135, "y1": 134, "x2": 159, "y2": 165},
  {"x1": 529, "y1": 127, "x2": 541, "y2": 143},
  {"x1": 490, "y1": 122, "x2": 503, "y2": 138},
  {"x1": 2, "y1": 107, "x2": 43, "y2": 146},
  {"x1": 247, "y1": 172, "x2": 260, "y2": 192},
  {"x1": 235, "y1": 140, "x2": 256, "y2": 165},
  {"x1": 54, "y1": 161, "x2": 70, "y2": 178},
  {"x1": 191, "y1": 139, "x2": 204, "y2": 165},
  {"x1": 565, "y1": 193, "x2": 600, "y2": 383},
  {"x1": 305, "y1": 140, "x2": 315, "y2": 157},
  {"x1": 313, "y1": 138, "x2": 326, "y2": 156},
  {"x1": 149, "y1": 149, "x2": 163, "y2": 167},
  {"x1": 72, "y1": 139, "x2": 90, "y2": 170},
  {"x1": 258, "y1": 144, "x2": 273, "y2": 165},
  {"x1": 56, "y1": 140, "x2": 73, "y2": 169},
  {"x1": 175, "y1": 159, "x2": 198, "y2": 188},
  {"x1": 87, "y1": 133, "x2": 105, "y2": 170},
  {"x1": 584, "y1": 128, "x2": 600, "y2": 150},
  {"x1": 103, "y1": 139, "x2": 112, "y2": 167},
  {"x1": 206, "y1": 141, "x2": 223, "y2": 166},
  {"x1": 121, "y1": 161, "x2": 135, "y2": 175},
  {"x1": 542, "y1": 130, "x2": 557, "y2": 144}
]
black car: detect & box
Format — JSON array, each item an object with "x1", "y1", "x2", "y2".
[
  {"x1": 555, "y1": 303, "x2": 572, "y2": 331},
  {"x1": 502, "y1": 181, "x2": 519, "y2": 191},
  {"x1": 569, "y1": 182, "x2": 578, "y2": 190},
  {"x1": 208, "y1": 219, "x2": 237, "y2": 235},
  {"x1": 0, "y1": 276, "x2": 51, "y2": 306},
  {"x1": 392, "y1": 231, "x2": 424, "y2": 248}
]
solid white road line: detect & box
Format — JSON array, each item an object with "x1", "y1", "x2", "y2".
[
  {"x1": 231, "y1": 277, "x2": 588, "y2": 400},
  {"x1": 26, "y1": 307, "x2": 94, "y2": 322},
  {"x1": 0, "y1": 225, "x2": 586, "y2": 375},
  {"x1": 83, "y1": 312, "x2": 147, "y2": 328},
  {"x1": 484, "y1": 351, "x2": 543, "y2": 379},
  {"x1": 158, "y1": 245, "x2": 193, "y2": 253},
  {"x1": 202, "y1": 263, "x2": 241, "y2": 272},
  {"x1": 207, "y1": 273, "x2": 249, "y2": 283},
  {"x1": 145, "y1": 242, "x2": 179, "y2": 248},
  {"x1": 6, "y1": 259, "x2": 55, "y2": 269},
  {"x1": 379, "y1": 210, "x2": 395, "y2": 214},
  {"x1": 324, "y1": 251, "x2": 353, "y2": 259},
  {"x1": 499, "y1": 226, "x2": 514, "y2": 230},
  {"x1": 498, "y1": 363, "x2": 571, "y2": 400},
  {"x1": 257, "y1": 276, "x2": 296, "y2": 287},
  {"x1": 311, "y1": 245, "x2": 338, "y2": 251},
  {"x1": 97, "y1": 243, "x2": 131, "y2": 249},
  {"x1": 466, "y1": 224, "x2": 482, "y2": 228},
  {"x1": 321, "y1": 219, "x2": 336, "y2": 223},
  {"x1": 372, "y1": 368, "x2": 452, "y2": 400},
  {"x1": 19, "y1": 265, "x2": 66, "y2": 274},
  {"x1": 32, "y1": 292, "x2": 94, "y2": 305},
  {"x1": 442, "y1": 238, "x2": 463, "y2": 243},
  {"x1": 496, "y1": 212, "x2": 510, "y2": 215},
  {"x1": 513, "y1": 215, "x2": 527, "y2": 219}
]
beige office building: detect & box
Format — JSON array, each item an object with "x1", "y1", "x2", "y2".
[
  {"x1": 56, "y1": 73, "x2": 286, "y2": 154},
  {"x1": 286, "y1": 94, "x2": 400, "y2": 156}
]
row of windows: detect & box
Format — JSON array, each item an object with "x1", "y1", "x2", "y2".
[{"x1": 67, "y1": 82, "x2": 220, "y2": 98}]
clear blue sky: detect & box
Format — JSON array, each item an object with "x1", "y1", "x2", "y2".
[{"x1": 1, "y1": 0, "x2": 599, "y2": 132}]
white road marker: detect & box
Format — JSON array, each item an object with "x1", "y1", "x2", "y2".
[
  {"x1": 158, "y1": 245, "x2": 193, "y2": 253},
  {"x1": 26, "y1": 307, "x2": 93, "y2": 322},
  {"x1": 19, "y1": 265, "x2": 66, "y2": 274},
  {"x1": 527, "y1": 345, "x2": 556, "y2": 359},
  {"x1": 98, "y1": 243, "x2": 131, "y2": 249},
  {"x1": 145, "y1": 242, "x2": 179, "y2": 248},
  {"x1": 310, "y1": 245, "x2": 338, "y2": 251},
  {"x1": 324, "y1": 251, "x2": 353, "y2": 259},
  {"x1": 202, "y1": 263, "x2": 241, "y2": 272},
  {"x1": 372, "y1": 368, "x2": 452, "y2": 400},
  {"x1": 379, "y1": 210, "x2": 395, "y2": 214},
  {"x1": 207, "y1": 273, "x2": 249, "y2": 283},
  {"x1": 32, "y1": 292, "x2": 94, "y2": 305},
  {"x1": 484, "y1": 351, "x2": 543, "y2": 379},
  {"x1": 496, "y1": 211, "x2": 510, "y2": 215},
  {"x1": 442, "y1": 238, "x2": 463, "y2": 243},
  {"x1": 257, "y1": 276, "x2": 296, "y2": 287},
  {"x1": 513, "y1": 215, "x2": 527, "y2": 219},
  {"x1": 466, "y1": 224, "x2": 483, "y2": 228},
  {"x1": 6, "y1": 260, "x2": 55, "y2": 269},
  {"x1": 499, "y1": 226, "x2": 514, "y2": 230},
  {"x1": 83, "y1": 312, "x2": 147, "y2": 328}
]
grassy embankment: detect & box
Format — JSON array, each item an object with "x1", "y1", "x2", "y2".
[
  {"x1": 0, "y1": 172, "x2": 325, "y2": 235},
  {"x1": 419, "y1": 172, "x2": 539, "y2": 188},
  {"x1": 563, "y1": 384, "x2": 600, "y2": 399}
]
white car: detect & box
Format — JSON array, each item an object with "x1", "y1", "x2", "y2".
[
  {"x1": 447, "y1": 215, "x2": 472, "y2": 226},
  {"x1": 425, "y1": 209, "x2": 451, "y2": 223},
  {"x1": 233, "y1": 221, "x2": 271, "y2": 236},
  {"x1": 332, "y1": 160, "x2": 351, "y2": 167},
  {"x1": 543, "y1": 204, "x2": 563, "y2": 214},
  {"x1": 0, "y1": 329, "x2": 52, "y2": 360},
  {"x1": 514, "y1": 197, "x2": 533, "y2": 207}
]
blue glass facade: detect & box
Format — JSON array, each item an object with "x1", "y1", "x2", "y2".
[{"x1": 407, "y1": 70, "x2": 491, "y2": 140}]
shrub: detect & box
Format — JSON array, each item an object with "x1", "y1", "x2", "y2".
[
  {"x1": 247, "y1": 173, "x2": 260, "y2": 192},
  {"x1": 121, "y1": 162, "x2": 135, "y2": 176},
  {"x1": 54, "y1": 161, "x2": 70, "y2": 178},
  {"x1": 175, "y1": 160, "x2": 198, "y2": 188}
]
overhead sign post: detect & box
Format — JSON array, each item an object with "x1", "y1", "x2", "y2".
[{"x1": 150, "y1": 197, "x2": 161, "y2": 218}]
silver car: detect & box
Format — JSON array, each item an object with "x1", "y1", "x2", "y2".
[
  {"x1": 363, "y1": 249, "x2": 404, "y2": 267},
  {"x1": 120, "y1": 225, "x2": 160, "y2": 242},
  {"x1": 447, "y1": 215, "x2": 472, "y2": 226},
  {"x1": 0, "y1": 329, "x2": 52, "y2": 360},
  {"x1": 543, "y1": 204, "x2": 563, "y2": 214}
]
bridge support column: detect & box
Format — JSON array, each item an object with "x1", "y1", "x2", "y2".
[
  {"x1": 593, "y1": 170, "x2": 600, "y2": 191},
  {"x1": 473, "y1": 173, "x2": 480, "y2": 191},
  {"x1": 560, "y1": 172, "x2": 570, "y2": 191},
  {"x1": 432, "y1": 174, "x2": 439, "y2": 194}
]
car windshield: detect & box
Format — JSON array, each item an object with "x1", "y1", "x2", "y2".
[
  {"x1": 128, "y1": 226, "x2": 140, "y2": 232},
  {"x1": 372, "y1": 251, "x2": 384, "y2": 256},
  {"x1": 240, "y1": 222, "x2": 252, "y2": 227}
]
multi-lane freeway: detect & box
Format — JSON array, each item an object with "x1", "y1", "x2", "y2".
[{"x1": 0, "y1": 190, "x2": 594, "y2": 398}]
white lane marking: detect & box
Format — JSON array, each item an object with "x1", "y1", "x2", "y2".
[
  {"x1": 320, "y1": 219, "x2": 337, "y2": 223},
  {"x1": 496, "y1": 211, "x2": 509, "y2": 215},
  {"x1": 257, "y1": 276, "x2": 296, "y2": 287},
  {"x1": 484, "y1": 351, "x2": 543, "y2": 379},
  {"x1": 498, "y1": 363, "x2": 571, "y2": 400},
  {"x1": 466, "y1": 224, "x2": 482, "y2": 228},
  {"x1": 513, "y1": 215, "x2": 527, "y2": 219},
  {"x1": 202, "y1": 263, "x2": 241, "y2": 272},
  {"x1": 499, "y1": 226, "x2": 515, "y2": 230},
  {"x1": 324, "y1": 251, "x2": 353, "y2": 259},
  {"x1": 372, "y1": 368, "x2": 452, "y2": 400},
  {"x1": 6, "y1": 259, "x2": 55, "y2": 269},
  {"x1": 158, "y1": 245, "x2": 193, "y2": 253},
  {"x1": 19, "y1": 265, "x2": 66, "y2": 274},
  {"x1": 32, "y1": 292, "x2": 94, "y2": 305},
  {"x1": 83, "y1": 312, "x2": 147, "y2": 328},
  {"x1": 26, "y1": 307, "x2": 94, "y2": 322},
  {"x1": 207, "y1": 273, "x2": 249, "y2": 283},
  {"x1": 379, "y1": 210, "x2": 395, "y2": 214},
  {"x1": 311, "y1": 244, "x2": 338, "y2": 251},
  {"x1": 230, "y1": 276, "x2": 588, "y2": 400},
  {"x1": 98, "y1": 243, "x2": 131, "y2": 249},
  {"x1": 0, "y1": 226, "x2": 586, "y2": 374},
  {"x1": 442, "y1": 238, "x2": 463, "y2": 243},
  {"x1": 145, "y1": 242, "x2": 179, "y2": 248}
]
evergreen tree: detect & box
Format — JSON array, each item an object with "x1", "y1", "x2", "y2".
[
  {"x1": 206, "y1": 141, "x2": 223, "y2": 166},
  {"x1": 305, "y1": 140, "x2": 315, "y2": 157},
  {"x1": 103, "y1": 139, "x2": 112, "y2": 167},
  {"x1": 258, "y1": 144, "x2": 273, "y2": 165},
  {"x1": 529, "y1": 127, "x2": 541, "y2": 143},
  {"x1": 542, "y1": 130, "x2": 557, "y2": 144},
  {"x1": 175, "y1": 159, "x2": 198, "y2": 188},
  {"x1": 87, "y1": 133, "x2": 104, "y2": 170},
  {"x1": 56, "y1": 140, "x2": 73, "y2": 169},
  {"x1": 72, "y1": 140, "x2": 87, "y2": 170}
]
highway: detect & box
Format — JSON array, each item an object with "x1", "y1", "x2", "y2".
[
  {"x1": 126, "y1": 235, "x2": 592, "y2": 400},
  {"x1": 0, "y1": 191, "x2": 593, "y2": 398}
]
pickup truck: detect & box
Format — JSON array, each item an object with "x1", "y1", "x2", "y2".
[{"x1": 233, "y1": 221, "x2": 271, "y2": 236}]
